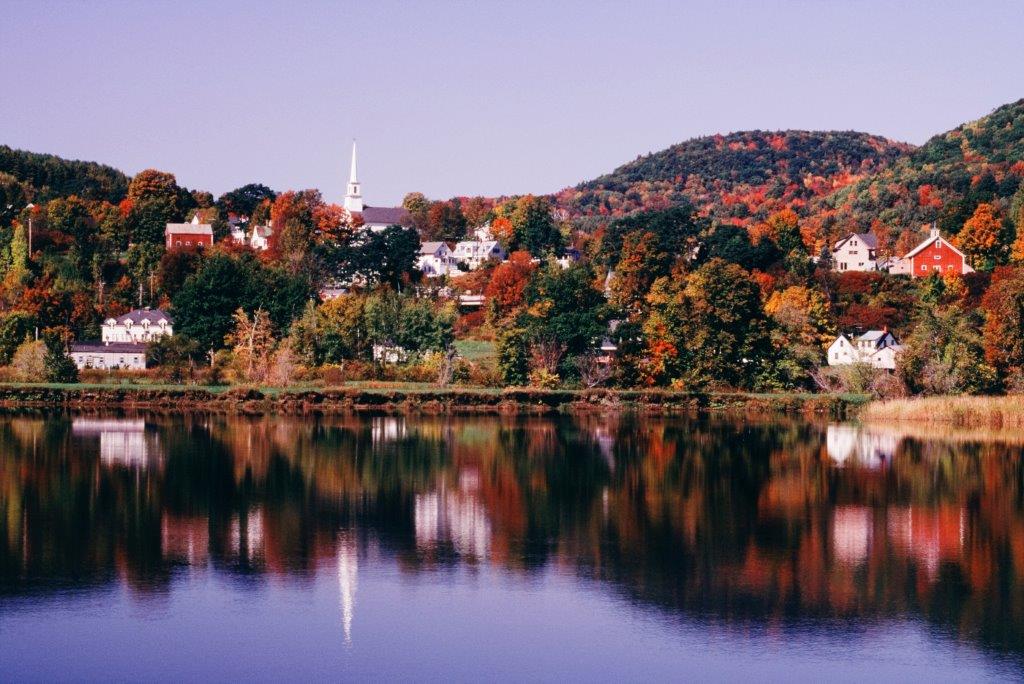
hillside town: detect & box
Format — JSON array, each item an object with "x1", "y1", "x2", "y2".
[{"x1": 3, "y1": 98, "x2": 1024, "y2": 400}]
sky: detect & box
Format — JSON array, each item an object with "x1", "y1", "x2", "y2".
[{"x1": 2, "y1": 0, "x2": 1022, "y2": 206}]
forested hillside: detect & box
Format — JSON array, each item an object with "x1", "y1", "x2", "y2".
[
  {"x1": 813, "y1": 98, "x2": 1024, "y2": 253},
  {"x1": 555, "y1": 130, "x2": 912, "y2": 227},
  {"x1": 0, "y1": 145, "x2": 129, "y2": 207}
]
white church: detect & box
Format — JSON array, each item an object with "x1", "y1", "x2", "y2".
[{"x1": 342, "y1": 142, "x2": 411, "y2": 231}]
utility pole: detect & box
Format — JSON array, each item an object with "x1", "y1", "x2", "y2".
[{"x1": 25, "y1": 203, "x2": 35, "y2": 258}]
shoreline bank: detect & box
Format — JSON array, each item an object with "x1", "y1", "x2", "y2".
[
  {"x1": 0, "y1": 384, "x2": 866, "y2": 417},
  {"x1": 861, "y1": 396, "x2": 1024, "y2": 429}
]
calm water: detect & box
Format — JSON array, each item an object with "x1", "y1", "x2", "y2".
[{"x1": 1, "y1": 413, "x2": 1023, "y2": 681}]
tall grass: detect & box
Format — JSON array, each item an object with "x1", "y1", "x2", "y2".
[{"x1": 862, "y1": 396, "x2": 1024, "y2": 429}]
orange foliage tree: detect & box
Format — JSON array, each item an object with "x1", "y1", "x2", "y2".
[{"x1": 957, "y1": 202, "x2": 1003, "y2": 271}]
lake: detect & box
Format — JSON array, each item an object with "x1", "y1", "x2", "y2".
[{"x1": 1, "y1": 413, "x2": 1023, "y2": 681}]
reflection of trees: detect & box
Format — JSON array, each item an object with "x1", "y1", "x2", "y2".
[{"x1": 1, "y1": 414, "x2": 1024, "y2": 661}]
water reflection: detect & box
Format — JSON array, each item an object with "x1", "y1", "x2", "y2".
[{"x1": 1, "y1": 414, "x2": 1024, "y2": 674}]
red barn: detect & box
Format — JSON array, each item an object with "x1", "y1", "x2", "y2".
[
  {"x1": 888, "y1": 225, "x2": 974, "y2": 278},
  {"x1": 164, "y1": 215, "x2": 214, "y2": 249}
]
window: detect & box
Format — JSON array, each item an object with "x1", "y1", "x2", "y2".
[
  {"x1": 176, "y1": 240, "x2": 182, "y2": 246},
  {"x1": 934, "y1": 254, "x2": 941, "y2": 260},
  {"x1": 921, "y1": 264, "x2": 928, "y2": 271}
]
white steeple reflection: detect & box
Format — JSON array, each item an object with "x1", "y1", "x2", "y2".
[{"x1": 337, "y1": 531, "x2": 358, "y2": 645}]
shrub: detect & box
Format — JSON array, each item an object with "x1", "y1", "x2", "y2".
[{"x1": 11, "y1": 339, "x2": 46, "y2": 382}]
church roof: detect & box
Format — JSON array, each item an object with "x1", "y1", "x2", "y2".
[{"x1": 361, "y1": 206, "x2": 410, "y2": 226}]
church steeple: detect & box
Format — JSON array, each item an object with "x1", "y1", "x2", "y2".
[{"x1": 344, "y1": 140, "x2": 363, "y2": 213}]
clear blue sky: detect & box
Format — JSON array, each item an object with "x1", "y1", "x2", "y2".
[{"x1": 2, "y1": 0, "x2": 1022, "y2": 206}]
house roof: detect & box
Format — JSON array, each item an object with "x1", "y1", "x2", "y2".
[
  {"x1": 856, "y1": 330, "x2": 898, "y2": 349},
  {"x1": 252, "y1": 225, "x2": 273, "y2": 238},
  {"x1": 361, "y1": 206, "x2": 410, "y2": 226},
  {"x1": 833, "y1": 232, "x2": 878, "y2": 251},
  {"x1": 165, "y1": 222, "x2": 213, "y2": 235},
  {"x1": 420, "y1": 241, "x2": 448, "y2": 255},
  {"x1": 71, "y1": 342, "x2": 148, "y2": 353},
  {"x1": 107, "y1": 308, "x2": 174, "y2": 325},
  {"x1": 903, "y1": 232, "x2": 966, "y2": 260}
]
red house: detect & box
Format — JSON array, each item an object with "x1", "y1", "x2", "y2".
[
  {"x1": 888, "y1": 224, "x2": 974, "y2": 278},
  {"x1": 165, "y1": 215, "x2": 214, "y2": 250}
]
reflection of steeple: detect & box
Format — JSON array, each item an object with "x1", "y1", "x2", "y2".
[{"x1": 337, "y1": 531, "x2": 358, "y2": 645}]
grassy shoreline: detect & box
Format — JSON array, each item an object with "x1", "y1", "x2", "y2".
[
  {"x1": 0, "y1": 383, "x2": 868, "y2": 416},
  {"x1": 861, "y1": 396, "x2": 1024, "y2": 429}
]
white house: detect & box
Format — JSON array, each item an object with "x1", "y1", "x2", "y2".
[
  {"x1": 230, "y1": 221, "x2": 248, "y2": 245},
  {"x1": 832, "y1": 233, "x2": 878, "y2": 272},
  {"x1": 250, "y1": 224, "x2": 273, "y2": 251},
  {"x1": 101, "y1": 309, "x2": 173, "y2": 344},
  {"x1": 452, "y1": 240, "x2": 506, "y2": 270},
  {"x1": 827, "y1": 329, "x2": 902, "y2": 370},
  {"x1": 417, "y1": 241, "x2": 457, "y2": 278},
  {"x1": 70, "y1": 343, "x2": 148, "y2": 370},
  {"x1": 102, "y1": 309, "x2": 174, "y2": 344}
]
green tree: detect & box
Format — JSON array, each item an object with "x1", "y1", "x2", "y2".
[
  {"x1": 523, "y1": 262, "x2": 607, "y2": 373},
  {"x1": 42, "y1": 331, "x2": 78, "y2": 383},
  {"x1": 0, "y1": 312, "x2": 36, "y2": 364},
  {"x1": 511, "y1": 195, "x2": 563, "y2": 255},
  {"x1": 645, "y1": 259, "x2": 772, "y2": 389},
  {"x1": 497, "y1": 327, "x2": 530, "y2": 386},
  {"x1": 217, "y1": 183, "x2": 276, "y2": 217},
  {"x1": 172, "y1": 252, "x2": 313, "y2": 354}
]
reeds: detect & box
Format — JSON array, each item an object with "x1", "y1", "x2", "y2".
[{"x1": 862, "y1": 396, "x2": 1024, "y2": 429}]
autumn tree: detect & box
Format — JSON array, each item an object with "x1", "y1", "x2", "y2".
[
  {"x1": 609, "y1": 230, "x2": 673, "y2": 317},
  {"x1": 11, "y1": 337, "x2": 46, "y2": 381},
  {"x1": 644, "y1": 259, "x2": 772, "y2": 389},
  {"x1": 461, "y1": 196, "x2": 493, "y2": 229},
  {"x1": 957, "y1": 202, "x2": 1004, "y2": 271},
  {"x1": 484, "y1": 251, "x2": 535, "y2": 320},
  {"x1": 426, "y1": 199, "x2": 467, "y2": 242},
  {"x1": 226, "y1": 308, "x2": 276, "y2": 384},
  {"x1": 126, "y1": 169, "x2": 192, "y2": 245},
  {"x1": 981, "y1": 266, "x2": 1024, "y2": 379},
  {"x1": 402, "y1": 192, "x2": 431, "y2": 234},
  {"x1": 269, "y1": 189, "x2": 322, "y2": 272}
]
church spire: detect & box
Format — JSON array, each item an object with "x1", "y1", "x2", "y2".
[
  {"x1": 344, "y1": 140, "x2": 363, "y2": 213},
  {"x1": 349, "y1": 140, "x2": 358, "y2": 184}
]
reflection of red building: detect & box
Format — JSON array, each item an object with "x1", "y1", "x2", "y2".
[
  {"x1": 887, "y1": 506, "x2": 965, "y2": 578},
  {"x1": 162, "y1": 513, "x2": 209, "y2": 566}
]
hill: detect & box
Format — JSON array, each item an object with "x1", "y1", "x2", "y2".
[
  {"x1": 813, "y1": 99, "x2": 1024, "y2": 245},
  {"x1": 554, "y1": 130, "x2": 913, "y2": 227},
  {"x1": 0, "y1": 144, "x2": 130, "y2": 208}
]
